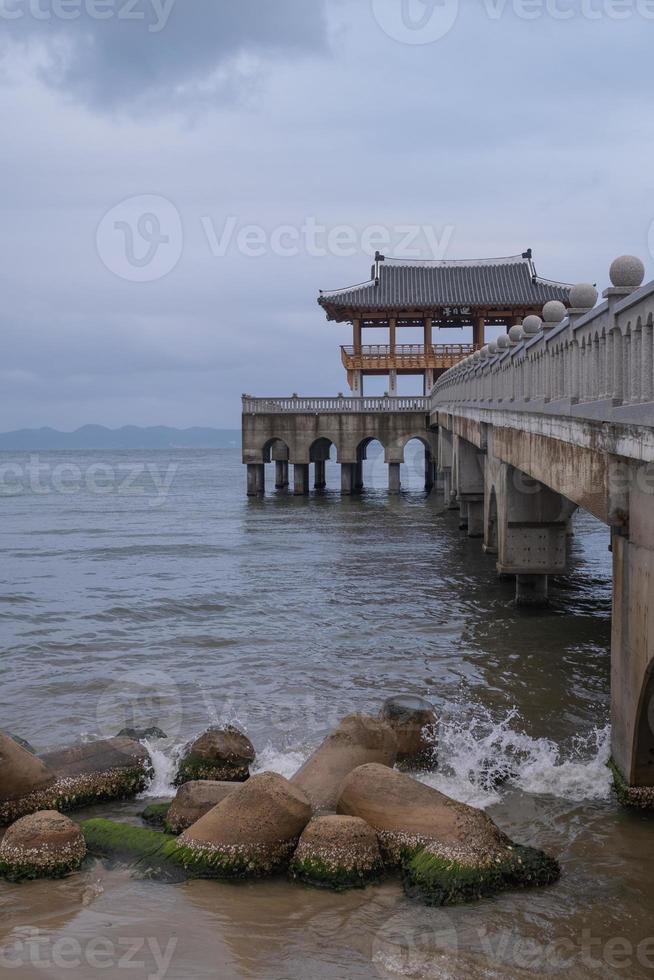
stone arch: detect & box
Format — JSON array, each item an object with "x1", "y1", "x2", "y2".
[
  {"x1": 261, "y1": 437, "x2": 290, "y2": 464},
  {"x1": 356, "y1": 435, "x2": 386, "y2": 462},
  {"x1": 309, "y1": 437, "x2": 335, "y2": 463}
]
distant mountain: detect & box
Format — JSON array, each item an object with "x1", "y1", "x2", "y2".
[{"x1": 0, "y1": 426, "x2": 241, "y2": 450}]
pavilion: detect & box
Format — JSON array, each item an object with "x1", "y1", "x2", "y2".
[{"x1": 318, "y1": 250, "x2": 573, "y2": 395}]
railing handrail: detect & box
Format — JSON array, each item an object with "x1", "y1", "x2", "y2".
[
  {"x1": 242, "y1": 395, "x2": 430, "y2": 414},
  {"x1": 341, "y1": 343, "x2": 479, "y2": 356}
]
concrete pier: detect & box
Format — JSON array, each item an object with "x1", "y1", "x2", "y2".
[
  {"x1": 341, "y1": 463, "x2": 354, "y2": 496},
  {"x1": 247, "y1": 463, "x2": 265, "y2": 497},
  {"x1": 294, "y1": 464, "x2": 310, "y2": 496},
  {"x1": 314, "y1": 460, "x2": 326, "y2": 490},
  {"x1": 388, "y1": 462, "x2": 401, "y2": 495},
  {"x1": 275, "y1": 460, "x2": 289, "y2": 489}
]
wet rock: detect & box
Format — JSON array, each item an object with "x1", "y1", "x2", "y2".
[
  {"x1": 7, "y1": 734, "x2": 36, "y2": 755},
  {"x1": 176, "y1": 726, "x2": 255, "y2": 785},
  {"x1": 0, "y1": 811, "x2": 86, "y2": 881},
  {"x1": 291, "y1": 714, "x2": 398, "y2": 812},
  {"x1": 117, "y1": 726, "x2": 168, "y2": 741},
  {"x1": 179, "y1": 772, "x2": 311, "y2": 877},
  {"x1": 0, "y1": 737, "x2": 152, "y2": 825},
  {"x1": 289, "y1": 815, "x2": 383, "y2": 890},
  {"x1": 337, "y1": 764, "x2": 559, "y2": 905},
  {"x1": 0, "y1": 733, "x2": 55, "y2": 804},
  {"x1": 166, "y1": 780, "x2": 240, "y2": 834},
  {"x1": 141, "y1": 803, "x2": 172, "y2": 828},
  {"x1": 379, "y1": 695, "x2": 438, "y2": 770}
]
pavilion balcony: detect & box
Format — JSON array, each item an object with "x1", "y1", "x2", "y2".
[{"x1": 341, "y1": 344, "x2": 479, "y2": 373}]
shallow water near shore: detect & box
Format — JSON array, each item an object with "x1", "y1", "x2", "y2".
[{"x1": 2, "y1": 448, "x2": 654, "y2": 978}]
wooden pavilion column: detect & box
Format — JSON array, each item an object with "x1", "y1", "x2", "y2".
[
  {"x1": 473, "y1": 315, "x2": 485, "y2": 348},
  {"x1": 424, "y1": 317, "x2": 433, "y2": 354},
  {"x1": 353, "y1": 318, "x2": 362, "y2": 355},
  {"x1": 389, "y1": 317, "x2": 397, "y2": 355}
]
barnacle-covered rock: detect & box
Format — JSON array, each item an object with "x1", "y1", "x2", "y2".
[
  {"x1": 0, "y1": 733, "x2": 55, "y2": 808},
  {"x1": 289, "y1": 815, "x2": 382, "y2": 890},
  {"x1": 291, "y1": 714, "x2": 397, "y2": 812},
  {"x1": 0, "y1": 737, "x2": 152, "y2": 824},
  {"x1": 379, "y1": 695, "x2": 438, "y2": 770},
  {"x1": 337, "y1": 764, "x2": 559, "y2": 905},
  {"x1": 0, "y1": 811, "x2": 86, "y2": 881},
  {"x1": 175, "y1": 727, "x2": 255, "y2": 785}
]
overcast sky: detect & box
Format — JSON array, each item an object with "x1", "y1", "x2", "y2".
[{"x1": 1, "y1": 0, "x2": 653, "y2": 428}]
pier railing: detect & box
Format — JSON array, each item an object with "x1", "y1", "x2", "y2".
[
  {"x1": 341, "y1": 344, "x2": 477, "y2": 371},
  {"x1": 242, "y1": 395, "x2": 430, "y2": 414},
  {"x1": 431, "y1": 275, "x2": 654, "y2": 426}
]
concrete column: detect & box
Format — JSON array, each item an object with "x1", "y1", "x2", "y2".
[
  {"x1": 458, "y1": 500, "x2": 468, "y2": 530},
  {"x1": 424, "y1": 451, "x2": 435, "y2": 491},
  {"x1": 610, "y1": 477, "x2": 654, "y2": 804},
  {"x1": 641, "y1": 323, "x2": 653, "y2": 402},
  {"x1": 293, "y1": 464, "x2": 310, "y2": 496},
  {"x1": 388, "y1": 462, "x2": 401, "y2": 494},
  {"x1": 352, "y1": 370, "x2": 363, "y2": 398},
  {"x1": 442, "y1": 469, "x2": 457, "y2": 508},
  {"x1": 275, "y1": 460, "x2": 289, "y2": 489},
  {"x1": 341, "y1": 463, "x2": 354, "y2": 496},
  {"x1": 354, "y1": 460, "x2": 364, "y2": 491},
  {"x1": 424, "y1": 369, "x2": 435, "y2": 395},
  {"x1": 389, "y1": 370, "x2": 398, "y2": 396},
  {"x1": 467, "y1": 500, "x2": 483, "y2": 538},
  {"x1": 515, "y1": 574, "x2": 549, "y2": 608},
  {"x1": 314, "y1": 460, "x2": 326, "y2": 490},
  {"x1": 247, "y1": 463, "x2": 265, "y2": 497}
]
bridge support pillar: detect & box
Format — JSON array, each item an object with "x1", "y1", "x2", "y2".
[
  {"x1": 610, "y1": 477, "x2": 654, "y2": 806},
  {"x1": 355, "y1": 460, "x2": 364, "y2": 491},
  {"x1": 314, "y1": 460, "x2": 326, "y2": 490},
  {"x1": 341, "y1": 463, "x2": 355, "y2": 496},
  {"x1": 458, "y1": 501, "x2": 468, "y2": 530},
  {"x1": 438, "y1": 428, "x2": 457, "y2": 508},
  {"x1": 389, "y1": 462, "x2": 401, "y2": 495},
  {"x1": 247, "y1": 464, "x2": 265, "y2": 497},
  {"x1": 491, "y1": 462, "x2": 573, "y2": 608},
  {"x1": 424, "y1": 451, "x2": 436, "y2": 491},
  {"x1": 275, "y1": 460, "x2": 289, "y2": 489},
  {"x1": 455, "y1": 436, "x2": 485, "y2": 535},
  {"x1": 293, "y1": 464, "x2": 310, "y2": 496},
  {"x1": 466, "y1": 500, "x2": 484, "y2": 538}
]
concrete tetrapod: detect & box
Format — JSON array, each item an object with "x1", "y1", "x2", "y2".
[
  {"x1": 289, "y1": 815, "x2": 383, "y2": 890},
  {"x1": 291, "y1": 714, "x2": 398, "y2": 812},
  {"x1": 337, "y1": 764, "x2": 559, "y2": 905},
  {"x1": 0, "y1": 736, "x2": 152, "y2": 824},
  {"x1": 176, "y1": 726, "x2": 255, "y2": 784},
  {"x1": 178, "y1": 772, "x2": 312, "y2": 877},
  {"x1": 166, "y1": 780, "x2": 241, "y2": 834},
  {"x1": 379, "y1": 695, "x2": 438, "y2": 770},
  {"x1": 0, "y1": 811, "x2": 86, "y2": 881}
]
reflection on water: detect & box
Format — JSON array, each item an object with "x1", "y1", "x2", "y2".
[{"x1": 2, "y1": 449, "x2": 652, "y2": 979}]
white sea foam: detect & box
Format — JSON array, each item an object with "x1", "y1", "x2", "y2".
[
  {"x1": 139, "y1": 738, "x2": 185, "y2": 798},
  {"x1": 416, "y1": 706, "x2": 612, "y2": 809},
  {"x1": 252, "y1": 743, "x2": 309, "y2": 780}
]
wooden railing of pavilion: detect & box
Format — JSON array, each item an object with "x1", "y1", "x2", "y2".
[{"x1": 341, "y1": 344, "x2": 480, "y2": 372}]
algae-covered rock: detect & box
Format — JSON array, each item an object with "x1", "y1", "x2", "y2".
[
  {"x1": 176, "y1": 726, "x2": 255, "y2": 785},
  {"x1": 337, "y1": 764, "x2": 559, "y2": 905},
  {"x1": 0, "y1": 737, "x2": 152, "y2": 824},
  {"x1": 117, "y1": 726, "x2": 168, "y2": 742},
  {"x1": 291, "y1": 714, "x2": 398, "y2": 813},
  {"x1": 166, "y1": 780, "x2": 239, "y2": 834},
  {"x1": 179, "y1": 772, "x2": 311, "y2": 877},
  {"x1": 7, "y1": 734, "x2": 36, "y2": 755},
  {"x1": 141, "y1": 803, "x2": 172, "y2": 828},
  {"x1": 289, "y1": 815, "x2": 383, "y2": 890},
  {"x1": 0, "y1": 811, "x2": 86, "y2": 881},
  {"x1": 379, "y1": 695, "x2": 438, "y2": 770},
  {"x1": 0, "y1": 733, "x2": 55, "y2": 804}
]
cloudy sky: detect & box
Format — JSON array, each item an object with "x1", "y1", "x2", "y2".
[{"x1": 1, "y1": 0, "x2": 653, "y2": 428}]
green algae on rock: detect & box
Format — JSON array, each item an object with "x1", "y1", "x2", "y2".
[
  {"x1": 179, "y1": 771, "x2": 312, "y2": 876},
  {"x1": 289, "y1": 815, "x2": 383, "y2": 890},
  {"x1": 175, "y1": 726, "x2": 255, "y2": 785},
  {"x1": 337, "y1": 763, "x2": 559, "y2": 905},
  {"x1": 0, "y1": 811, "x2": 86, "y2": 882},
  {"x1": 608, "y1": 759, "x2": 654, "y2": 808}
]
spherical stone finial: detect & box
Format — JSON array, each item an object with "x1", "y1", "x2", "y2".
[
  {"x1": 508, "y1": 325, "x2": 524, "y2": 344},
  {"x1": 542, "y1": 300, "x2": 567, "y2": 324},
  {"x1": 480, "y1": 345, "x2": 491, "y2": 359},
  {"x1": 610, "y1": 255, "x2": 645, "y2": 289},
  {"x1": 496, "y1": 334, "x2": 510, "y2": 350},
  {"x1": 488, "y1": 341, "x2": 498, "y2": 355},
  {"x1": 522, "y1": 315, "x2": 542, "y2": 336},
  {"x1": 569, "y1": 282, "x2": 598, "y2": 310},
  {"x1": 472, "y1": 350, "x2": 481, "y2": 361}
]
